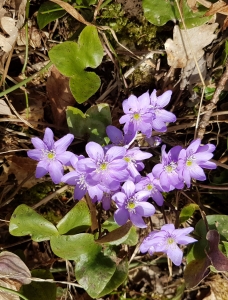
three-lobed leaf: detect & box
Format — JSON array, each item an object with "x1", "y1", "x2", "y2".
[
  {"x1": 67, "y1": 103, "x2": 111, "y2": 144},
  {"x1": 49, "y1": 25, "x2": 104, "y2": 103}
]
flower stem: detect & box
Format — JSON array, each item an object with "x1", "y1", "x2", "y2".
[{"x1": 0, "y1": 61, "x2": 53, "y2": 98}]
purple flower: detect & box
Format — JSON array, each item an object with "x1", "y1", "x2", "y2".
[
  {"x1": 178, "y1": 139, "x2": 217, "y2": 187},
  {"x1": 106, "y1": 125, "x2": 136, "y2": 149},
  {"x1": 119, "y1": 92, "x2": 154, "y2": 138},
  {"x1": 77, "y1": 142, "x2": 129, "y2": 190},
  {"x1": 61, "y1": 154, "x2": 103, "y2": 201},
  {"x1": 112, "y1": 180, "x2": 155, "y2": 228},
  {"x1": 140, "y1": 224, "x2": 197, "y2": 266},
  {"x1": 149, "y1": 89, "x2": 176, "y2": 132},
  {"x1": 124, "y1": 147, "x2": 152, "y2": 179},
  {"x1": 97, "y1": 186, "x2": 118, "y2": 210},
  {"x1": 136, "y1": 173, "x2": 164, "y2": 206},
  {"x1": 152, "y1": 145, "x2": 184, "y2": 192},
  {"x1": 27, "y1": 127, "x2": 74, "y2": 184}
]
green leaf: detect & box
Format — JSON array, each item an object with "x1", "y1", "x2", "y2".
[
  {"x1": 223, "y1": 241, "x2": 228, "y2": 256},
  {"x1": 143, "y1": 0, "x2": 178, "y2": 26},
  {"x1": 75, "y1": 251, "x2": 116, "y2": 297},
  {"x1": 9, "y1": 204, "x2": 59, "y2": 242},
  {"x1": 37, "y1": 1, "x2": 66, "y2": 29},
  {"x1": 143, "y1": 0, "x2": 210, "y2": 28},
  {"x1": 67, "y1": 103, "x2": 111, "y2": 144},
  {"x1": 50, "y1": 233, "x2": 128, "y2": 298},
  {"x1": 49, "y1": 25, "x2": 104, "y2": 103},
  {"x1": 20, "y1": 269, "x2": 56, "y2": 300},
  {"x1": 207, "y1": 215, "x2": 228, "y2": 240},
  {"x1": 57, "y1": 201, "x2": 91, "y2": 234},
  {"x1": 179, "y1": 203, "x2": 199, "y2": 223},
  {"x1": 50, "y1": 233, "x2": 101, "y2": 260},
  {"x1": 97, "y1": 258, "x2": 128, "y2": 298}
]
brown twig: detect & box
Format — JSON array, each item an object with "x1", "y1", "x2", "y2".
[{"x1": 197, "y1": 60, "x2": 228, "y2": 140}]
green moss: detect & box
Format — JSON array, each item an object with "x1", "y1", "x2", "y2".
[
  {"x1": 97, "y1": 3, "x2": 158, "y2": 49},
  {"x1": 18, "y1": 182, "x2": 55, "y2": 205}
]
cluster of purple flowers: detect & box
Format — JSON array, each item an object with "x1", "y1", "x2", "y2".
[
  {"x1": 27, "y1": 89, "x2": 217, "y2": 266},
  {"x1": 119, "y1": 90, "x2": 176, "y2": 138}
]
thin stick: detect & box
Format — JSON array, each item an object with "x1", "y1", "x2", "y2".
[
  {"x1": 197, "y1": 60, "x2": 228, "y2": 139},
  {"x1": 0, "y1": 61, "x2": 52, "y2": 98}
]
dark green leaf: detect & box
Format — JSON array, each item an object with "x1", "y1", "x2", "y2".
[
  {"x1": 20, "y1": 269, "x2": 56, "y2": 300},
  {"x1": 67, "y1": 103, "x2": 111, "y2": 144},
  {"x1": 37, "y1": 2, "x2": 66, "y2": 29},
  {"x1": 97, "y1": 258, "x2": 128, "y2": 298}
]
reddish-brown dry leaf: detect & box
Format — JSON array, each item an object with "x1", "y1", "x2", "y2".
[
  {"x1": 46, "y1": 66, "x2": 76, "y2": 127},
  {"x1": 96, "y1": 221, "x2": 132, "y2": 244},
  {"x1": 222, "y1": 15, "x2": 228, "y2": 30},
  {"x1": 186, "y1": 0, "x2": 198, "y2": 12},
  {"x1": 5, "y1": 155, "x2": 39, "y2": 188},
  {"x1": 205, "y1": 0, "x2": 228, "y2": 16}
]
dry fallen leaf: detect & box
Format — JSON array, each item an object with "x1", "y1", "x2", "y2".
[
  {"x1": 46, "y1": 66, "x2": 76, "y2": 127},
  {"x1": 4, "y1": 155, "x2": 40, "y2": 188},
  {"x1": 0, "y1": 251, "x2": 31, "y2": 300},
  {"x1": 0, "y1": 99, "x2": 12, "y2": 115},
  {"x1": 0, "y1": 17, "x2": 18, "y2": 52},
  {"x1": 205, "y1": 0, "x2": 228, "y2": 16},
  {"x1": 165, "y1": 23, "x2": 218, "y2": 88},
  {"x1": 204, "y1": 275, "x2": 228, "y2": 300},
  {"x1": 186, "y1": 0, "x2": 199, "y2": 12},
  {"x1": 17, "y1": 23, "x2": 42, "y2": 48},
  {"x1": 50, "y1": 0, "x2": 91, "y2": 25},
  {"x1": 0, "y1": 0, "x2": 27, "y2": 53},
  {"x1": 0, "y1": 278, "x2": 20, "y2": 300}
]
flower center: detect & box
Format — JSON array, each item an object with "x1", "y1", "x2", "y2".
[
  {"x1": 124, "y1": 157, "x2": 131, "y2": 163},
  {"x1": 43, "y1": 150, "x2": 56, "y2": 161},
  {"x1": 126, "y1": 197, "x2": 138, "y2": 213},
  {"x1": 99, "y1": 162, "x2": 108, "y2": 171},
  {"x1": 127, "y1": 201, "x2": 136, "y2": 213},
  {"x1": 186, "y1": 159, "x2": 193, "y2": 167},
  {"x1": 167, "y1": 237, "x2": 175, "y2": 245},
  {"x1": 133, "y1": 113, "x2": 140, "y2": 121},
  {"x1": 186, "y1": 155, "x2": 195, "y2": 167},
  {"x1": 165, "y1": 162, "x2": 176, "y2": 173},
  {"x1": 146, "y1": 184, "x2": 153, "y2": 191}
]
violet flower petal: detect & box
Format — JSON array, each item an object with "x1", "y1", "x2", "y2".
[
  {"x1": 35, "y1": 160, "x2": 49, "y2": 178},
  {"x1": 130, "y1": 213, "x2": 147, "y2": 228},
  {"x1": 86, "y1": 142, "x2": 104, "y2": 161},
  {"x1": 43, "y1": 128, "x2": 54, "y2": 150},
  {"x1": 49, "y1": 160, "x2": 63, "y2": 184},
  {"x1": 114, "y1": 208, "x2": 129, "y2": 225},
  {"x1": 55, "y1": 134, "x2": 74, "y2": 154},
  {"x1": 31, "y1": 137, "x2": 46, "y2": 150},
  {"x1": 27, "y1": 149, "x2": 42, "y2": 161},
  {"x1": 167, "y1": 245, "x2": 183, "y2": 266}
]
